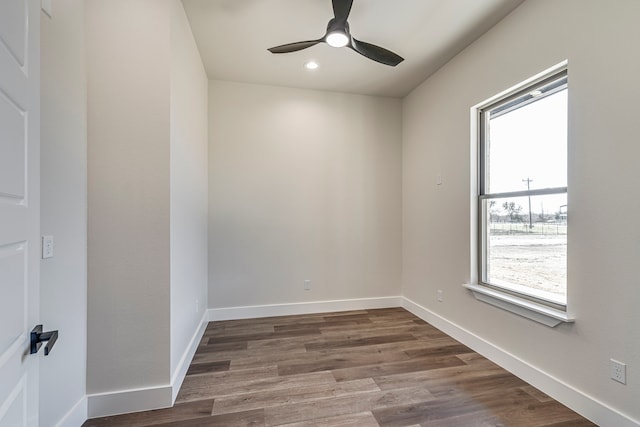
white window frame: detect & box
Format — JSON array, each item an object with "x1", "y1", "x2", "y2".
[{"x1": 465, "y1": 64, "x2": 574, "y2": 327}]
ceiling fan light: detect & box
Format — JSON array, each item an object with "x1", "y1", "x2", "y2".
[{"x1": 326, "y1": 31, "x2": 349, "y2": 48}]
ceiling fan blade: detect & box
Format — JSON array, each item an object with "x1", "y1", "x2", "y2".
[
  {"x1": 332, "y1": 0, "x2": 353, "y2": 24},
  {"x1": 268, "y1": 39, "x2": 323, "y2": 54},
  {"x1": 350, "y1": 38, "x2": 404, "y2": 66}
]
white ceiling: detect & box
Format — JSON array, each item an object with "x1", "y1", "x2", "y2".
[{"x1": 182, "y1": 0, "x2": 525, "y2": 98}]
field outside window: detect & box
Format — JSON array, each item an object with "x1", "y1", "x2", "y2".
[{"x1": 479, "y1": 69, "x2": 568, "y2": 308}]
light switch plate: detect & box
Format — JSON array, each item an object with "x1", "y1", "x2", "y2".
[{"x1": 42, "y1": 235, "x2": 54, "y2": 259}]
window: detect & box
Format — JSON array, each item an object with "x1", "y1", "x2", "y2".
[{"x1": 478, "y1": 68, "x2": 568, "y2": 310}]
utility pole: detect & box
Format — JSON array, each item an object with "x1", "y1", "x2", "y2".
[{"x1": 523, "y1": 177, "x2": 533, "y2": 229}]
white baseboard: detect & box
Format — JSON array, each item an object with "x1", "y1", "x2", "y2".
[
  {"x1": 87, "y1": 385, "x2": 173, "y2": 418},
  {"x1": 54, "y1": 396, "x2": 87, "y2": 427},
  {"x1": 208, "y1": 296, "x2": 403, "y2": 321},
  {"x1": 401, "y1": 297, "x2": 640, "y2": 427},
  {"x1": 87, "y1": 311, "x2": 209, "y2": 419},
  {"x1": 170, "y1": 310, "x2": 208, "y2": 403}
]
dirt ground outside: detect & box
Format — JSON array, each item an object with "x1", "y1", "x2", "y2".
[{"x1": 487, "y1": 223, "x2": 567, "y2": 300}]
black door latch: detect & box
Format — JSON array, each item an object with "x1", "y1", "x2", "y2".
[{"x1": 30, "y1": 325, "x2": 58, "y2": 356}]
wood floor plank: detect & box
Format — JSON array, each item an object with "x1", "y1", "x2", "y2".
[
  {"x1": 85, "y1": 308, "x2": 596, "y2": 427},
  {"x1": 305, "y1": 333, "x2": 417, "y2": 351},
  {"x1": 415, "y1": 410, "x2": 507, "y2": 426},
  {"x1": 207, "y1": 328, "x2": 322, "y2": 345},
  {"x1": 416, "y1": 399, "x2": 592, "y2": 427},
  {"x1": 197, "y1": 341, "x2": 249, "y2": 353},
  {"x1": 270, "y1": 315, "x2": 375, "y2": 330},
  {"x1": 541, "y1": 420, "x2": 599, "y2": 427},
  {"x1": 317, "y1": 320, "x2": 418, "y2": 334},
  {"x1": 207, "y1": 310, "x2": 369, "y2": 329},
  {"x1": 321, "y1": 313, "x2": 373, "y2": 322},
  {"x1": 375, "y1": 386, "x2": 596, "y2": 427},
  {"x1": 372, "y1": 387, "x2": 540, "y2": 426},
  {"x1": 155, "y1": 409, "x2": 264, "y2": 427},
  {"x1": 246, "y1": 335, "x2": 317, "y2": 351},
  {"x1": 404, "y1": 343, "x2": 473, "y2": 358},
  {"x1": 177, "y1": 371, "x2": 336, "y2": 404},
  {"x1": 311, "y1": 337, "x2": 451, "y2": 357},
  {"x1": 82, "y1": 400, "x2": 215, "y2": 427},
  {"x1": 320, "y1": 309, "x2": 371, "y2": 318},
  {"x1": 373, "y1": 363, "x2": 506, "y2": 391},
  {"x1": 276, "y1": 349, "x2": 412, "y2": 376},
  {"x1": 232, "y1": 337, "x2": 310, "y2": 357},
  {"x1": 176, "y1": 365, "x2": 281, "y2": 402},
  {"x1": 315, "y1": 323, "x2": 427, "y2": 339},
  {"x1": 210, "y1": 337, "x2": 438, "y2": 372},
  {"x1": 492, "y1": 400, "x2": 595, "y2": 427},
  {"x1": 190, "y1": 345, "x2": 306, "y2": 365},
  {"x1": 230, "y1": 343, "x2": 415, "y2": 371},
  {"x1": 456, "y1": 351, "x2": 501, "y2": 366},
  {"x1": 409, "y1": 326, "x2": 451, "y2": 340},
  {"x1": 519, "y1": 384, "x2": 555, "y2": 402},
  {"x1": 186, "y1": 360, "x2": 230, "y2": 376},
  {"x1": 204, "y1": 323, "x2": 275, "y2": 337},
  {"x1": 275, "y1": 411, "x2": 379, "y2": 427},
  {"x1": 273, "y1": 321, "x2": 366, "y2": 333},
  {"x1": 263, "y1": 385, "x2": 435, "y2": 426},
  {"x1": 363, "y1": 309, "x2": 415, "y2": 318},
  {"x1": 332, "y1": 354, "x2": 467, "y2": 382},
  {"x1": 423, "y1": 371, "x2": 529, "y2": 399},
  {"x1": 212, "y1": 378, "x2": 379, "y2": 415}
]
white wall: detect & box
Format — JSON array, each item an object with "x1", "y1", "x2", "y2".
[
  {"x1": 86, "y1": 0, "x2": 208, "y2": 415},
  {"x1": 208, "y1": 81, "x2": 402, "y2": 309},
  {"x1": 86, "y1": 0, "x2": 171, "y2": 394},
  {"x1": 169, "y1": 0, "x2": 208, "y2": 381},
  {"x1": 402, "y1": 0, "x2": 640, "y2": 424},
  {"x1": 40, "y1": 0, "x2": 87, "y2": 424}
]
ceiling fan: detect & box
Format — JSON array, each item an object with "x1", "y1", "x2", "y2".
[{"x1": 267, "y1": 0, "x2": 404, "y2": 67}]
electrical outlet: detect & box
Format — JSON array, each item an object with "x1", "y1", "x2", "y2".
[
  {"x1": 437, "y1": 290, "x2": 443, "y2": 302},
  {"x1": 304, "y1": 280, "x2": 311, "y2": 291},
  {"x1": 610, "y1": 359, "x2": 626, "y2": 384},
  {"x1": 195, "y1": 299, "x2": 199, "y2": 314}
]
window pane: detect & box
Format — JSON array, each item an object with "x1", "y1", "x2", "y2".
[
  {"x1": 487, "y1": 89, "x2": 567, "y2": 193},
  {"x1": 483, "y1": 193, "x2": 567, "y2": 305}
]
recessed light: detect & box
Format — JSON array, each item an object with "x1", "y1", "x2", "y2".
[
  {"x1": 326, "y1": 31, "x2": 349, "y2": 48},
  {"x1": 304, "y1": 60, "x2": 319, "y2": 70},
  {"x1": 529, "y1": 89, "x2": 543, "y2": 97}
]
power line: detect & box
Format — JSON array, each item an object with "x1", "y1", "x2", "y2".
[{"x1": 523, "y1": 177, "x2": 533, "y2": 229}]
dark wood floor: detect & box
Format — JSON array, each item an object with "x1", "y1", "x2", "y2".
[{"x1": 83, "y1": 308, "x2": 596, "y2": 426}]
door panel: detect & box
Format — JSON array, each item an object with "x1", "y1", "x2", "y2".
[
  {"x1": 0, "y1": 244, "x2": 26, "y2": 354},
  {"x1": 0, "y1": 93, "x2": 26, "y2": 199},
  {"x1": 0, "y1": 373, "x2": 27, "y2": 426},
  {"x1": 0, "y1": 0, "x2": 39, "y2": 425},
  {"x1": 0, "y1": 0, "x2": 26, "y2": 67}
]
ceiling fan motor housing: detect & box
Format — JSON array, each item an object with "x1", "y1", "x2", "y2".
[{"x1": 267, "y1": 0, "x2": 404, "y2": 66}]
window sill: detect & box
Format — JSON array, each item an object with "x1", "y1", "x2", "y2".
[{"x1": 463, "y1": 283, "x2": 574, "y2": 327}]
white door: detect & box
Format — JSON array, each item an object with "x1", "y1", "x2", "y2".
[{"x1": 0, "y1": 0, "x2": 41, "y2": 426}]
